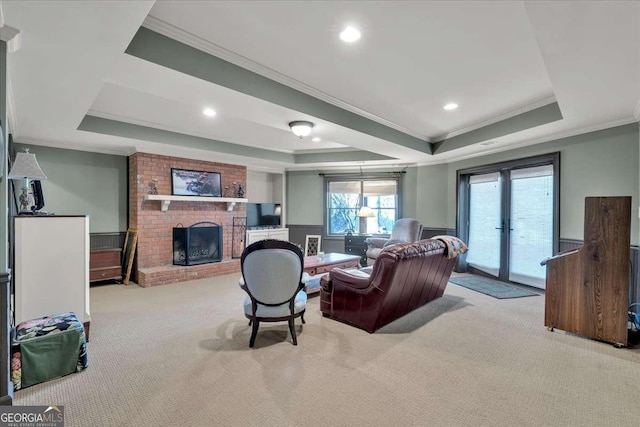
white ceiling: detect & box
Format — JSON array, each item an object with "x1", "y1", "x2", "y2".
[{"x1": 3, "y1": 1, "x2": 640, "y2": 172}]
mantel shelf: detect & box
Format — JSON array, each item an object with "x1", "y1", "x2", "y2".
[{"x1": 143, "y1": 195, "x2": 248, "y2": 212}]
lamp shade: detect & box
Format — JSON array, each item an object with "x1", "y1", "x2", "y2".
[
  {"x1": 8, "y1": 149, "x2": 47, "y2": 180},
  {"x1": 289, "y1": 121, "x2": 314, "y2": 138},
  {"x1": 357, "y1": 206, "x2": 375, "y2": 218}
]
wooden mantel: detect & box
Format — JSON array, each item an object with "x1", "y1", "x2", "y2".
[{"x1": 143, "y1": 195, "x2": 248, "y2": 212}]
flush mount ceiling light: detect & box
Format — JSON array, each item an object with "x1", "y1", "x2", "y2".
[
  {"x1": 312, "y1": 137, "x2": 321, "y2": 142},
  {"x1": 339, "y1": 26, "x2": 361, "y2": 43},
  {"x1": 202, "y1": 108, "x2": 217, "y2": 117},
  {"x1": 443, "y1": 103, "x2": 459, "y2": 111},
  {"x1": 289, "y1": 121, "x2": 314, "y2": 138}
]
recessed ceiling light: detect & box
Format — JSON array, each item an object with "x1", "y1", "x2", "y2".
[
  {"x1": 443, "y1": 103, "x2": 458, "y2": 111},
  {"x1": 340, "y1": 26, "x2": 361, "y2": 43},
  {"x1": 312, "y1": 137, "x2": 321, "y2": 142},
  {"x1": 202, "y1": 108, "x2": 217, "y2": 117}
]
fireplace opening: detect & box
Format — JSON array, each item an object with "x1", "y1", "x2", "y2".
[{"x1": 173, "y1": 222, "x2": 223, "y2": 266}]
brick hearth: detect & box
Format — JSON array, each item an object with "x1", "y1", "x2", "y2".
[{"x1": 129, "y1": 153, "x2": 246, "y2": 287}]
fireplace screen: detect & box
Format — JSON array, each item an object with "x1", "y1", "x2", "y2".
[{"x1": 173, "y1": 222, "x2": 222, "y2": 266}]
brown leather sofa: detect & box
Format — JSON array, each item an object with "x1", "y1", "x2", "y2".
[{"x1": 320, "y1": 237, "x2": 464, "y2": 333}]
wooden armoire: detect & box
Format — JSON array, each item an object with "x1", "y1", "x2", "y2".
[{"x1": 543, "y1": 197, "x2": 631, "y2": 347}]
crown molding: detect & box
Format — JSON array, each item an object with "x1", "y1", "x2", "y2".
[
  {"x1": 433, "y1": 116, "x2": 638, "y2": 165},
  {"x1": 293, "y1": 147, "x2": 361, "y2": 155},
  {"x1": 131, "y1": 146, "x2": 239, "y2": 165},
  {"x1": 142, "y1": 15, "x2": 429, "y2": 142},
  {"x1": 500, "y1": 116, "x2": 636, "y2": 150},
  {"x1": 87, "y1": 109, "x2": 358, "y2": 155},
  {"x1": 245, "y1": 165, "x2": 287, "y2": 174},
  {"x1": 87, "y1": 109, "x2": 296, "y2": 154},
  {"x1": 284, "y1": 160, "x2": 411, "y2": 172},
  {"x1": 433, "y1": 95, "x2": 558, "y2": 142},
  {"x1": 13, "y1": 135, "x2": 136, "y2": 157}
]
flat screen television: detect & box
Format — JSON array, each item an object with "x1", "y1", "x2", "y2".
[
  {"x1": 246, "y1": 203, "x2": 281, "y2": 227},
  {"x1": 171, "y1": 168, "x2": 221, "y2": 197}
]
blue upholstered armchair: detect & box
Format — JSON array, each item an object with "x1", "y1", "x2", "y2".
[
  {"x1": 239, "y1": 240, "x2": 308, "y2": 347},
  {"x1": 365, "y1": 218, "x2": 423, "y2": 261}
]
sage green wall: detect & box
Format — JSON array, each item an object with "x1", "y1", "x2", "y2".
[
  {"x1": 402, "y1": 167, "x2": 418, "y2": 219},
  {"x1": 286, "y1": 167, "x2": 418, "y2": 225},
  {"x1": 286, "y1": 123, "x2": 639, "y2": 245},
  {"x1": 15, "y1": 144, "x2": 127, "y2": 233},
  {"x1": 439, "y1": 123, "x2": 639, "y2": 244},
  {"x1": 415, "y1": 163, "x2": 448, "y2": 228},
  {"x1": 286, "y1": 170, "x2": 325, "y2": 225}
]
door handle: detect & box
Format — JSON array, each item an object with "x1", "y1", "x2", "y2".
[{"x1": 495, "y1": 219, "x2": 505, "y2": 231}]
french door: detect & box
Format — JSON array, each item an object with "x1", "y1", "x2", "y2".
[
  {"x1": 466, "y1": 173, "x2": 502, "y2": 277},
  {"x1": 459, "y1": 155, "x2": 559, "y2": 289}
]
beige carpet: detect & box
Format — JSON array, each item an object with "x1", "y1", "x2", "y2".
[{"x1": 14, "y1": 274, "x2": 640, "y2": 427}]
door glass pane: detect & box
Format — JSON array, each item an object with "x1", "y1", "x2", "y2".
[
  {"x1": 509, "y1": 165, "x2": 553, "y2": 288},
  {"x1": 466, "y1": 173, "x2": 501, "y2": 277}
]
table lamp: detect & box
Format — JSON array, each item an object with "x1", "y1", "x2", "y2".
[
  {"x1": 357, "y1": 206, "x2": 375, "y2": 235},
  {"x1": 8, "y1": 148, "x2": 47, "y2": 214}
]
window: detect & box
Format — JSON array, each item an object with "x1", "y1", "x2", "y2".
[{"x1": 325, "y1": 177, "x2": 400, "y2": 236}]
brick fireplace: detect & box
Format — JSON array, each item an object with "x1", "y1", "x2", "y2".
[{"x1": 129, "y1": 153, "x2": 246, "y2": 287}]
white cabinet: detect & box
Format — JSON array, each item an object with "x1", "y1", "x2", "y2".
[
  {"x1": 14, "y1": 216, "x2": 90, "y2": 328},
  {"x1": 246, "y1": 228, "x2": 289, "y2": 245}
]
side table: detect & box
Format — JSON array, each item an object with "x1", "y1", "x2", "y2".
[
  {"x1": 345, "y1": 235, "x2": 368, "y2": 267},
  {"x1": 90, "y1": 248, "x2": 123, "y2": 283}
]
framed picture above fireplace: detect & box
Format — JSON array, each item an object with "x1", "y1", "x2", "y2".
[{"x1": 171, "y1": 168, "x2": 222, "y2": 197}]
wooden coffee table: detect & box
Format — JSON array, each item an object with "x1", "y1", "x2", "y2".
[{"x1": 303, "y1": 253, "x2": 361, "y2": 294}]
